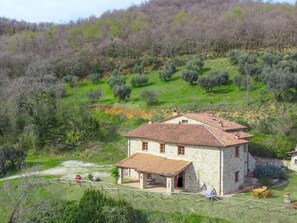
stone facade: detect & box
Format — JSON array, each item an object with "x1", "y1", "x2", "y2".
[
  {"x1": 128, "y1": 137, "x2": 255, "y2": 194},
  {"x1": 122, "y1": 115, "x2": 255, "y2": 195}
]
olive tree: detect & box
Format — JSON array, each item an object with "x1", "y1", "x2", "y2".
[
  {"x1": 182, "y1": 70, "x2": 198, "y2": 85},
  {"x1": 112, "y1": 85, "x2": 132, "y2": 102}
]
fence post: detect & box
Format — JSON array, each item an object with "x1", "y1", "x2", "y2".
[
  {"x1": 266, "y1": 202, "x2": 269, "y2": 212},
  {"x1": 132, "y1": 190, "x2": 135, "y2": 198},
  {"x1": 117, "y1": 188, "x2": 120, "y2": 197},
  {"x1": 160, "y1": 193, "x2": 163, "y2": 200},
  {"x1": 146, "y1": 192, "x2": 149, "y2": 198},
  {"x1": 228, "y1": 197, "x2": 231, "y2": 207}
]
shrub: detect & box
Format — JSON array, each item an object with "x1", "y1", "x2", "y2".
[
  {"x1": 88, "y1": 73, "x2": 101, "y2": 84},
  {"x1": 141, "y1": 89, "x2": 158, "y2": 106},
  {"x1": 52, "y1": 83, "x2": 67, "y2": 98},
  {"x1": 133, "y1": 63, "x2": 144, "y2": 74},
  {"x1": 253, "y1": 165, "x2": 285, "y2": 179},
  {"x1": 0, "y1": 144, "x2": 26, "y2": 176},
  {"x1": 110, "y1": 167, "x2": 119, "y2": 183},
  {"x1": 87, "y1": 88, "x2": 102, "y2": 104},
  {"x1": 238, "y1": 53, "x2": 257, "y2": 75},
  {"x1": 228, "y1": 49, "x2": 245, "y2": 65},
  {"x1": 87, "y1": 174, "x2": 94, "y2": 181},
  {"x1": 288, "y1": 51, "x2": 297, "y2": 61},
  {"x1": 112, "y1": 85, "x2": 132, "y2": 101},
  {"x1": 159, "y1": 62, "x2": 176, "y2": 81},
  {"x1": 63, "y1": 75, "x2": 80, "y2": 88},
  {"x1": 107, "y1": 73, "x2": 126, "y2": 89},
  {"x1": 182, "y1": 70, "x2": 198, "y2": 85},
  {"x1": 185, "y1": 57, "x2": 204, "y2": 71},
  {"x1": 262, "y1": 51, "x2": 282, "y2": 67},
  {"x1": 130, "y1": 74, "x2": 148, "y2": 88},
  {"x1": 74, "y1": 189, "x2": 137, "y2": 223}
]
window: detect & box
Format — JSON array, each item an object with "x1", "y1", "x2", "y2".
[
  {"x1": 178, "y1": 146, "x2": 185, "y2": 155},
  {"x1": 235, "y1": 146, "x2": 240, "y2": 158},
  {"x1": 142, "y1": 142, "x2": 148, "y2": 151},
  {"x1": 295, "y1": 159, "x2": 297, "y2": 165},
  {"x1": 160, "y1": 144, "x2": 165, "y2": 153},
  {"x1": 235, "y1": 171, "x2": 239, "y2": 183},
  {"x1": 182, "y1": 120, "x2": 188, "y2": 124}
]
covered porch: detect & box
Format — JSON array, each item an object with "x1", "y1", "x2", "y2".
[{"x1": 115, "y1": 153, "x2": 191, "y2": 195}]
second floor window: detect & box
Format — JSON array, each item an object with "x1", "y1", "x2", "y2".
[
  {"x1": 142, "y1": 142, "x2": 148, "y2": 151},
  {"x1": 160, "y1": 144, "x2": 165, "y2": 153},
  {"x1": 182, "y1": 120, "x2": 188, "y2": 123},
  {"x1": 235, "y1": 146, "x2": 240, "y2": 158},
  {"x1": 235, "y1": 171, "x2": 239, "y2": 183},
  {"x1": 178, "y1": 146, "x2": 185, "y2": 155}
]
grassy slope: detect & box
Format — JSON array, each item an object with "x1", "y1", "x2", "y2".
[{"x1": 62, "y1": 58, "x2": 270, "y2": 109}]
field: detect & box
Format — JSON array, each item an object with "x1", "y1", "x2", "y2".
[{"x1": 62, "y1": 58, "x2": 271, "y2": 110}]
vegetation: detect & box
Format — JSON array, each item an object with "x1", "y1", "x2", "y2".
[
  {"x1": 182, "y1": 70, "x2": 198, "y2": 85},
  {"x1": 131, "y1": 74, "x2": 149, "y2": 88},
  {"x1": 253, "y1": 165, "x2": 285, "y2": 179},
  {"x1": 159, "y1": 62, "x2": 176, "y2": 82},
  {"x1": 141, "y1": 89, "x2": 158, "y2": 106},
  {"x1": 87, "y1": 88, "x2": 102, "y2": 104},
  {"x1": 0, "y1": 144, "x2": 25, "y2": 176}
]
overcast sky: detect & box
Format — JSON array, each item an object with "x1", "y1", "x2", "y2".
[{"x1": 0, "y1": 0, "x2": 295, "y2": 23}]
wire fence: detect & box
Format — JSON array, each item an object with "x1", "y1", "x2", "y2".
[{"x1": 40, "y1": 178, "x2": 297, "y2": 216}]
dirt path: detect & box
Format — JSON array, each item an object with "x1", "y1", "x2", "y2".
[{"x1": 0, "y1": 160, "x2": 113, "y2": 181}]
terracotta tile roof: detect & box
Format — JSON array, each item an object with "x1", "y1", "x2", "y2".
[
  {"x1": 115, "y1": 153, "x2": 191, "y2": 177},
  {"x1": 164, "y1": 113, "x2": 247, "y2": 132},
  {"x1": 230, "y1": 131, "x2": 253, "y2": 139},
  {"x1": 125, "y1": 123, "x2": 247, "y2": 147}
]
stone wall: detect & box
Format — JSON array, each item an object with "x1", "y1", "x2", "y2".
[
  {"x1": 129, "y1": 138, "x2": 221, "y2": 193},
  {"x1": 254, "y1": 156, "x2": 290, "y2": 168},
  {"x1": 222, "y1": 144, "x2": 248, "y2": 194}
]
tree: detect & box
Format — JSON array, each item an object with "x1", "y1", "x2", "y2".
[
  {"x1": 88, "y1": 73, "x2": 101, "y2": 84},
  {"x1": 130, "y1": 74, "x2": 148, "y2": 88},
  {"x1": 198, "y1": 71, "x2": 229, "y2": 92},
  {"x1": 132, "y1": 64, "x2": 144, "y2": 74},
  {"x1": 140, "y1": 89, "x2": 158, "y2": 106},
  {"x1": 238, "y1": 53, "x2": 257, "y2": 75},
  {"x1": 107, "y1": 73, "x2": 126, "y2": 89},
  {"x1": 262, "y1": 51, "x2": 282, "y2": 67},
  {"x1": 159, "y1": 62, "x2": 176, "y2": 82},
  {"x1": 265, "y1": 69, "x2": 296, "y2": 100},
  {"x1": 87, "y1": 88, "x2": 102, "y2": 104},
  {"x1": 182, "y1": 70, "x2": 198, "y2": 85},
  {"x1": 228, "y1": 49, "x2": 245, "y2": 65},
  {"x1": 63, "y1": 75, "x2": 80, "y2": 88},
  {"x1": 112, "y1": 85, "x2": 132, "y2": 101},
  {"x1": 0, "y1": 144, "x2": 26, "y2": 176},
  {"x1": 185, "y1": 57, "x2": 204, "y2": 72},
  {"x1": 73, "y1": 189, "x2": 137, "y2": 223}
]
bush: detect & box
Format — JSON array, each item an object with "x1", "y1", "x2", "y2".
[
  {"x1": 130, "y1": 74, "x2": 149, "y2": 88},
  {"x1": 63, "y1": 75, "x2": 80, "y2": 88},
  {"x1": 0, "y1": 144, "x2": 26, "y2": 176},
  {"x1": 88, "y1": 73, "x2": 101, "y2": 84},
  {"x1": 228, "y1": 49, "x2": 245, "y2": 65},
  {"x1": 159, "y1": 62, "x2": 176, "y2": 81},
  {"x1": 87, "y1": 174, "x2": 94, "y2": 181},
  {"x1": 262, "y1": 51, "x2": 282, "y2": 67},
  {"x1": 112, "y1": 85, "x2": 132, "y2": 101},
  {"x1": 199, "y1": 70, "x2": 229, "y2": 92},
  {"x1": 141, "y1": 89, "x2": 158, "y2": 106},
  {"x1": 74, "y1": 189, "x2": 137, "y2": 223},
  {"x1": 182, "y1": 70, "x2": 198, "y2": 85},
  {"x1": 107, "y1": 73, "x2": 126, "y2": 89},
  {"x1": 185, "y1": 57, "x2": 204, "y2": 71},
  {"x1": 110, "y1": 167, "x2": 119, "y2": 183},
  {"x1": 87, "y1": 88, "x2": 102, "y2": 104},
  {"x1": 253, "y1": 165, "x2": 285, "y2": 179},
  {"x1": 133, "y1": 63, "x2": 144, "y2": 74},
  {"x1": 238, "y1": 53, "x2": 257, "y2": 75}
]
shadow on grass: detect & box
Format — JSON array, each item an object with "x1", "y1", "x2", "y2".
[
  {"x1": 212, "y1": 88, "x2": 234, "y2": 94},
  {"x1": 200, "y1": 67, "x2": 211, "y2": 75}
]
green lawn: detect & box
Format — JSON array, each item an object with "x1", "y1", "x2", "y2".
[
  {"x1": 40, "y1": 172, "x2": 297, "y2": 223},
  {"x1": 61, "y1": 58, "x2": 272, "y2": 110}
]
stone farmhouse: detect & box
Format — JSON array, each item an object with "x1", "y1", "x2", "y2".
[{"x1": 116, "y1": 112, "x2": 256, "y2": 195}]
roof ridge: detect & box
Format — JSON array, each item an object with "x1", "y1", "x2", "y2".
[{"x1": 203, "y1": 125, "x2": 226, "y2": 147}]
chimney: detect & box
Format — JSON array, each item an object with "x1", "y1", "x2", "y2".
[
  {"x1": 235, "y1": 132, "x2": 240, "y2": 139},
  {"x1": 172, "y1": 108, "x2": 179, "y2": 117}
]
